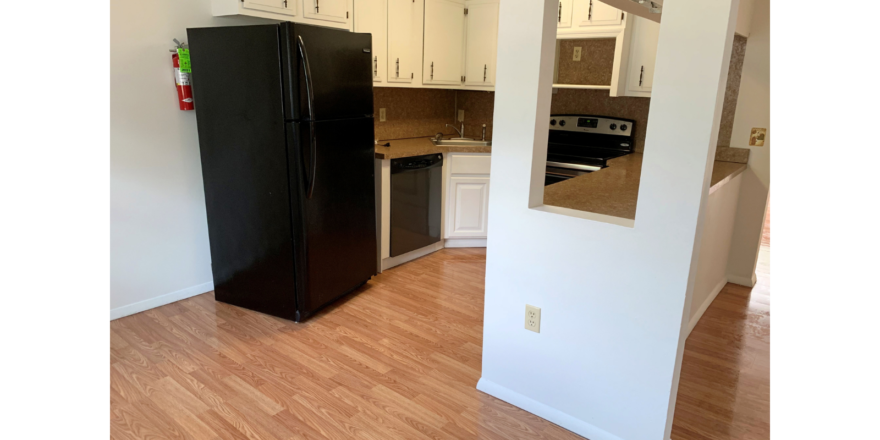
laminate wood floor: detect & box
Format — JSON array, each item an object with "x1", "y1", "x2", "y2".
[
  {"x1": 671, "y1": 222, "x2": 771, "y2": 439},
  {"x1": 111, "y1": 242, "x2": 770, "y2": 440}
]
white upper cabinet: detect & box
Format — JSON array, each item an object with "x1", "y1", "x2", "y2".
[
  {"x1": 464, "y1": 1, "x2": 499, "y2": 86},
  {"x1": 303, "y1": 0, "x2": 349, "y2": 23},
  {"x1": 354, "y1": 0, "x2": 387, "y2": 83},
  {"x1": 388, "y1": 0, "x2": 422, "y2": 84},
  {"x1": 213, "y1": 0, "x2": 351, "y2": 30},
  {"x1": 557, "y1": 0, "x2": 623, "y2": 37},
  {"x1": 557, "y1": 0, "x2": 574, "y2": 28},
  {"x1": 578, "y1": 0, "x2": 622, "y2": 27},
  {"x1": 625, "y1": 16, "x2": 660, "y2": 96},
  {"x1": 423, "y1": 0, "x2": 467, "y2": 85},
  {"x1": 242, "y1": 0, "x2": 297, "y2": 17}
]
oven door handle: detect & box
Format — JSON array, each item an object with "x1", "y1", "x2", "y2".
[{"x1": 546, "y1": 161, "x2": 602, "y2": 172}]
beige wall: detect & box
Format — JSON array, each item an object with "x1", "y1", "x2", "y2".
[
  {"x1": 726, "y1": 0, "x2": 769, "y2": 285},
  {"x1": 110, "y1": 0, "x2": 275, "y2": 318}
]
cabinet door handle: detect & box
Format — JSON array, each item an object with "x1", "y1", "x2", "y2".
[
  {"x1": 374, "y1": 56, "x2": 378, "y2": 77},
  {"x1": 558, "y1": 2, "x2": 562, "y2": 23},
  {"x1": 396, "y1": 58, "x2": 400, "y2": 78},
  {"x1": 315, "y1": 0, "x2": 319, "y2": 13},
  {"x1": 483, "y1": 64, "x2": 487, "y2": 82},
  {"x1": 283, "y1": 0, "x2": 287, "y2": 7},
  {"x1": 431, "y1": 62, "x2": 434, "y2": 80},
  {"x1": 588, "y1": 0, "x2": 593, "y2": 20},
  {"x1": 639, "y1": 65, "x2": 644, "y2": 87}
]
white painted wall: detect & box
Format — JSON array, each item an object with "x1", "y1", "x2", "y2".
[
  {"x1": 478, "y1": 0, "x2": 739, "y2": 439},
  {"x1": 688, "y1": 174, "x2": 743, "y2": 334},
  {"x1": 726, "y1": 0, "x2": 769, "y2": 286},
  {"x1": 110, "y1": 0, "x2": 275, "y2": 319}
]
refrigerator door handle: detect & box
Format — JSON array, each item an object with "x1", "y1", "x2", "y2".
[{"x1": 297, "y1": 35, "x2": 318, "y2": 199}]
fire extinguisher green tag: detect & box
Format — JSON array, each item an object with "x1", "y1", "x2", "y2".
[{"x1": 177, "y1": 48, "x2": 192, "y2": 73}]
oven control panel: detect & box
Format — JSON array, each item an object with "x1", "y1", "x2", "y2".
[{"x1": 549, "y1": 115, "x2": 634, "y2": 137}]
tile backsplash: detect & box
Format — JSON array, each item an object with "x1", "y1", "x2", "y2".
[
  {"x1": 372, "y1": 88, "x2": 457, "y2": 141},
  {"x1": 551, "y1": 89, "x2": 651, "y2": 152},
  {"x1": 373, "y1": 34, "x2": 748, "y2": 155},
  {"x1": 556, "y1": 38, "x2": 616, "y2": 86}
]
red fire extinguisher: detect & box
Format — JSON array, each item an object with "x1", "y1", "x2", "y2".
[{"x1": 172, "y1": 39, "x2": 194, "y2": 111}]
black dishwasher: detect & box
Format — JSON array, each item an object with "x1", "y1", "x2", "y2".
[{"x1": 390, "y1": 154, "x2": 443, "y2": 257}]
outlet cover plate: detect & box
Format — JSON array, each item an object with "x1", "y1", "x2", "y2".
[
  {"x1": 379, "y1": 108, "x2": 387, "y2": 122},
  {"x1": 525, "y1": 305, "x2": 541, "y2": 333},
  {"x1": 458, "y1": 109, "x2": 465, "y2": 122},
  {"x1": 573, "y1": 47, "x2": 582, "y2": 61}
]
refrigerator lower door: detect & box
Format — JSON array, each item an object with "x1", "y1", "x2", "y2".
[
  {"x1": 282, "y1": 23, "x2": 374, "y2": 121},
  {"x1": 287, "y1": 118, "x2": 378, "y2": 321}
]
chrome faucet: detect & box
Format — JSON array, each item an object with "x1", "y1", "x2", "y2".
[{"x1": 446, "y1": 123, "x2": 469, "y2": 140}]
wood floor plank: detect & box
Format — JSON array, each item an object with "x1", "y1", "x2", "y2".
[
  {"x1": 112, "y1": 243, "x2": 770, "y2": 440},
  {"x1": 221, "y1": 375, "x2": 284, "y2": 416}
]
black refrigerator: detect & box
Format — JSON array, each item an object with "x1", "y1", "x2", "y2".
[{"x1": 187, "y1": 23, "x2": 377, "y2": 322}]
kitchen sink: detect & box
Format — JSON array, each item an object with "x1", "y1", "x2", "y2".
[{"x1": 431, "y1": 139, "x2": 492, "y2": 147}]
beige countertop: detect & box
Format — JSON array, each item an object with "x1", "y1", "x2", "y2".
[
  {"x1": 543, "y1": 153, "x2": 747, "y2": 220},
  {"x1": 374, "y1": 137, "x2": 492, "y2": 160}
]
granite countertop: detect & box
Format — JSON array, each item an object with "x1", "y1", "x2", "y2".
[
  {"x1": 543, "y1": 153, "x2": 747, "y2": 220},
  {"x1": 374, "y1": 137, "x2": 492, "y2": 160}
]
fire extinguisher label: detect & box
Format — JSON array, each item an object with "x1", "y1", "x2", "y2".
[
  {"x1": 175, "y1": 68, "x2": 191, "y2": 86},
  {"x1": 177, "y1": 48, "x2": 192, "y2": 73}
]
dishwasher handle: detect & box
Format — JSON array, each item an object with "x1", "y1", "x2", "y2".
[{"x1": 390, "y1": 154, "x2": 444, "y2": 174}]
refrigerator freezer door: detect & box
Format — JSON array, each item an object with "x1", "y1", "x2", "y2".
[
  {"x1": 287, "y1": 118, "x2": 378, "y2": 321},
  {"x1": 282, "y1": 23, "x2": 374, "y2": 121}
]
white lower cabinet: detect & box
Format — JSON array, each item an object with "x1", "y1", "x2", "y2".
[
  {"x1": 445, "y1": 153, "x2": 490, "y2": 244},
  {"x1": 447, "y1": 177, "x2": 490, "y2": 237}
]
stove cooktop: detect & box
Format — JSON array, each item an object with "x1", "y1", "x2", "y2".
[{"x1": 547, "y1": 115, "x2": 636, "y2": 169}]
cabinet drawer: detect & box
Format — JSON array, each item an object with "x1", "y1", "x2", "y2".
[{"x1": 449, "y1": 154, "x2": 491, "y2": 175}]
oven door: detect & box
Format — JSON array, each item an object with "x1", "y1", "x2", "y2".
[{"x1": 544, "y1": 162, "x2": 602, "y2": 186}]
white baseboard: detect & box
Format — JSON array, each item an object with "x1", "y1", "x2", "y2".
[
  {"x1": 727, "y1": 272, "x2": 757, "y2": 287},
  {"x1": 476, "y1": 378, "x2": 624, "y2": 440},
  {"x1": 110, "y1": 281, "x2": 214, "y2": 321},
  {"x1": 686, "y1": 277, "x2": 728, "y2": 337},
  {"x1": 444, "y1": 238, "x2": 487, "y2": 248},
  {"x1": 381, "y1": 241, "x2": 445, "y2": 271}
]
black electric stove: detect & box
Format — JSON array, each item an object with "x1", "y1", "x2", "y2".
[{"x1": 545, "y1": 114, "x2": 636, "y2": 186}]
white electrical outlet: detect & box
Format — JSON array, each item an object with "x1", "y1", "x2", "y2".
[
  {"x1": 525, "y1": 305, "x2": 541, "y2": 333},
  {"x1": 379, "y1": 108, "x2": 387, "y2": 122},
  {"x1": 573, "y1": 47, "x2": 582, "y2": 61},
  {"x1": 458, "y1": 109, "x2": 465, "y2": 122}
]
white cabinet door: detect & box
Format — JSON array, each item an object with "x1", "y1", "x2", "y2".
[
  {"x1": 447, "y1": 176, "x2": 490, "y2": 237},
  {"x1": 423, "y1": 0, "x2": 466, "y2": 85},
  {"x1": 243, "y1": 0, "x2": 297, "y2": 16},
  {"x1": 626, "y1": 16, "x2": 660, "y2": 95},
  {"x1": 388, "y1": 0, "x2": 421, "y2": 84},
  {"x1": 303, "y1": 0, "x2": 349, "y2": 23},
  {"x1": 354, "y1": 0, "x2": 386, "y2": 83},
  {"x1": 464, "y1": 0, "x2": 498, "y2": 86},
  {"x1": 578, "y1": 0, "x2": 622, "y2": 27},
  {"x1": 557, "y1": 0, "x2": 573, "y2": 28}
]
